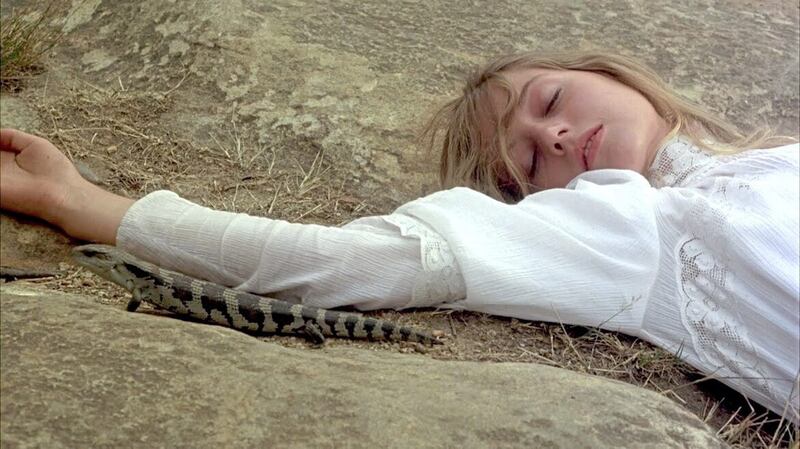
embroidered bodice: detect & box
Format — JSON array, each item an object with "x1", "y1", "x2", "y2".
[{"x1": 647, "y1": 136, "x2": 720, "y2": 188}]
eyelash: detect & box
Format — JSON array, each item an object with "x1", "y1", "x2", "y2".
[
  {"x1": 545, "y1": 88, "x2": 561, "y2": 115},
  {"x1": 528, "y1": 152, "x2": 537, "y2": 178}
]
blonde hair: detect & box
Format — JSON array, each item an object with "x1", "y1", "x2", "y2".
[{"x1": 423, "y1": 50, "x2": 791, "y2": 202}]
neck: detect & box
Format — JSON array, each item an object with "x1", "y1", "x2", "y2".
[{"x1": 643, "y1": 119, "x2": 676, "y2": 173}]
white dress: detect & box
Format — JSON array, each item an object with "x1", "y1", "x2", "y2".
[{"x1": 117, "y1": 137, "x2": 799, "y2": 420}]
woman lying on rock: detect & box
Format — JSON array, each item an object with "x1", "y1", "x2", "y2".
[{"x1": 1, "y1": 51, "x2": 797, "y2": 421}]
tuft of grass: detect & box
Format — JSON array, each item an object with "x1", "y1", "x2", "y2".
[
  {"x1": 0, "y1": 2, "x2": 63, "y2": 91},
  {"x1": 208, "y1": 120, "x2": 272, "y2": 170}
]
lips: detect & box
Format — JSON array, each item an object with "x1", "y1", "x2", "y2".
[{"x1": 578, "y1": 124, "x2": 604, "y2": 170}]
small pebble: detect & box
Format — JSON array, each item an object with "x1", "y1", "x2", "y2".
[{"x1": 74, "y1": 160, "x2": 104, "y2": 185}]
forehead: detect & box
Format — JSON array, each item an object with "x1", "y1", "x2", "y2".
[
  {"x1": 486, "y1": 68, "x2": 566, "y2": 126},
  {"x1": 502, "y1": 67, "x2": 554, "y2": 90},
  {"x1": 488, "y1": 67, "x2": 554, "y2": 108},
  {"x1": 478, "y1": 67, "x2": 556, "y2": 142}
]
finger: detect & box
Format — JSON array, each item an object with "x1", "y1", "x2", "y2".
[
  {"x1": 0, "y1": 150, "x2": 17, "y2": 167},
  {"x1": 0, "y1": 128, "x2": 48, "y2": 154}
]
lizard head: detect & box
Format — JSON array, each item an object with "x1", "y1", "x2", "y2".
[{"x1": 71, "y1": 244, "x2": 154, "y2": 290}]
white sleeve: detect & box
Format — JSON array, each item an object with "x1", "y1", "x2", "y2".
[
  {"x1": 395, "y1": 169, "x2": 661, "y2": 337},
  {"x1": 116, "y1": 191, "x2": 466, "y2": 311},
  {"x1": 116, "y1": 169, "x2": 659, "y2": 330}
]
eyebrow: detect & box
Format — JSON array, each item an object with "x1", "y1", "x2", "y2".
[{"x1": 515, "y1": 74, "x2": 544, "y2": 110}]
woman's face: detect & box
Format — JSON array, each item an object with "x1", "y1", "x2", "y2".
[{"x1": 497, "y1": 68, "x2": 670, "y2": 191}]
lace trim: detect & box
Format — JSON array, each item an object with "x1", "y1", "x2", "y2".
[
  {"x1": 653, "y1": 137, "x2": 792, "y2": 409},
  {"x1": 647, "y1": 136, "x2": 719, "y2": 188},
  {"x1": 384, "y1": 215, "x2": 467, "y2": 309},
  {"x1": 676, "y1": 187, "x2": 777, "y2": 402}
]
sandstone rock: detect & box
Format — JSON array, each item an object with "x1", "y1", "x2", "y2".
[
  {"x1": 1, "y1": 284, "x2": 727, "y2": 449},
  {"x1": 5, "y1": 0, "x2": 795, "y2": 206},
  {"x1": 0, "y1": 96, "x2": 41, "y2": 131},
  {"x1": 0, "y1": 215, "x2": 74, "y2": 278}
]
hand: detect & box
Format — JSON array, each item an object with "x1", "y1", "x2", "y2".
[
  {"x1": 0, "y1": 128, "x2": 135, "y2": 243},
  {"x1": 0, "y1": 128, "x2": 82, "y2": 225}
]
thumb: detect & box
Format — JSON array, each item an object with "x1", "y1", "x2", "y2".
[{"x1": 0, "y1": 128, "x2": 42, "y2": 154}]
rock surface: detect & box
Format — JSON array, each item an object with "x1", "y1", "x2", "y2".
[
  {"x1": 0, "y1": 215, "x2": 74, "y2": 277},
  {"x1": 0, "y1": 284, "x2": 726, "y2": 449},
  {"x1": 0, "y1": 0, "x2": 796, "y2": 446},
  {"x1": 1, "y1": 0, "x2": 797, "y2": 204}
]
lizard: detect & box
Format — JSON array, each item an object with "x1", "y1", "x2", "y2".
[{"x1": 72, "y1": 244, "x2": 442, "y2": 345}]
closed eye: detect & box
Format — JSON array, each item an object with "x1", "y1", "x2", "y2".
[
  {"x1": 545, "y1": 88, "x2": 561, "y2": 115},
  {"x1": 528, "y1": 150, "x2": 537, "y2": 178}
]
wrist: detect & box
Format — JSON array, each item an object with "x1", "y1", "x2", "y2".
[{"x1": 57, "y1": 181, "x2": 136, "y2": 244}]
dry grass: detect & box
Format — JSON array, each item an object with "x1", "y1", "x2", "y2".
[
  {"x1": 32, "y1": 75, "x2": 378, "y2": 225},
  {"x1": 7, "y1": 51, "x2": 798, "y2": 449},
  {"x1": 0, "y1": 2, "x2": 62, "y2": 91}
]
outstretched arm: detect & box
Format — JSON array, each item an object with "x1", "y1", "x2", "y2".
[
  {"x1": 0, "y1": 128, "x2": 135, "y2": 244},
  {"x1": 0, "y1": 128, "x2": 463, "y2": 311}
]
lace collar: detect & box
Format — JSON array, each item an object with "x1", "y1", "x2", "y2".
[{"x1": 646, "y1": 136, "x2": 719, "y2": 188}]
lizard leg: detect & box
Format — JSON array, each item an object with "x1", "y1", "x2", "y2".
[
  {"x1": 126, "y1": 286, "x2": 142, "y2": 312},
  {"x1": 302, "y1": 321, "x2": 326, "y2": 345}
]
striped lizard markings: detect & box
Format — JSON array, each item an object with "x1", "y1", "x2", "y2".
[{"x1": 71, "y1": 244, "x2": 442, "y2": 345}]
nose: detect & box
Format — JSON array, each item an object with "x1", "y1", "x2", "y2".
[{"x1": 533, "y1": 121, "x2": 570, "y2": 156}]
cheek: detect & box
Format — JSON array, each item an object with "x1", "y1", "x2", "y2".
[
  {"x1": 584, "y1": 88, "x2": 624, "y2": 115},
  {"x1": 508, "y1": 146, "x2": 527, "y2": 175},
  {"x1": 536, "y1": 159, "x2": 579, "y2": 189},
  {"x1": 590, "y1": 86, "x2": 650, "y2": 121}
]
